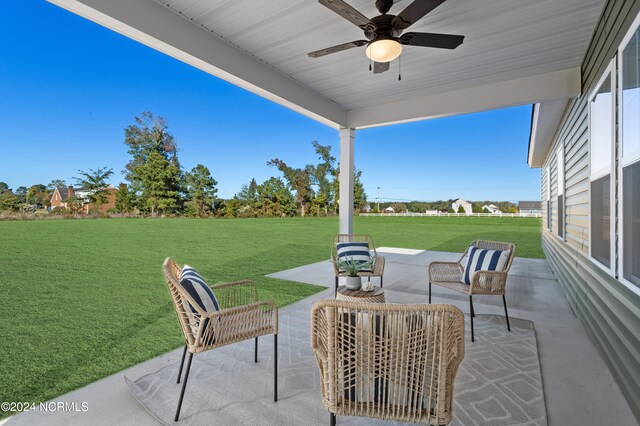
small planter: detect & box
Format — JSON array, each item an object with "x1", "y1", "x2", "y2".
[{"x1": 345, "y1": 276, "x2": 362, "y2": 290}]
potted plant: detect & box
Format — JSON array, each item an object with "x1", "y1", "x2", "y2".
[{"x1": 338, "y1": 256, "x2": 374, "y2": 290}]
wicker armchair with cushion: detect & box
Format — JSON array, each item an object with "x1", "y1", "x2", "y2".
[
  {"x1": 162, "y1": 258, "x2": 278, "y2": 421},
  {"x1": 331, "y1": 234, "x2": 385, "y2": 296},
  {"x1": 311, "y1": 300, "x2": 465, "y2": 426},
  {"x1": 428, "y1": 240, "x2": 516, "y2": 342}
]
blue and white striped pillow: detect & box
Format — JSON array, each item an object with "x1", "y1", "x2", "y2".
[
  {"x1": 462, "y1": 246, "x2": 510, "y2": 284},
  {"x1": 179, "y1": 265, "x2": 220, "y2": 339},
  {"x1": 336, "y1": 242, "x2": 373, "y2": 273}
]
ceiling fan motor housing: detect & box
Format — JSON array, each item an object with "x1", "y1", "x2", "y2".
[{"x1": 365, "y1": 15, "x2": 402, "y2": 41}]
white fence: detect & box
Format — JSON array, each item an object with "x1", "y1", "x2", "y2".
[{"x1": 359, "y1": 212, "x2": 542, "y2": 218}]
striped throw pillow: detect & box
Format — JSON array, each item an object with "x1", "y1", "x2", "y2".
[
  {"x1": 179, "y1": 265, "x2": 220, "y2": 340},
  {"x1": 462, "y1": 246, "x2": 510, "y2": 284},
  {"x1": 336, "y1": 242, "x2": 373, "y2": 273}
]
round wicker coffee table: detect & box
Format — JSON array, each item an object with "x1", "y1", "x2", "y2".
[{"x1": 336, "y1": 285, "x2": 385, "y2": 303}]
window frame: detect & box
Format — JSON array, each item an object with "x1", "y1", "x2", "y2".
[
  {"x1": 545, "y1": 165, "x2": 552, "y2": 231},
  {"x1": 588, "y1": 60, "x2": 616, "y2": 275},
  {"x1": 556, "y1": 145, "x2": 565, "y2": 240},
  {"x1": 617, "y1": 13, "x2": 640, "y2": 295}
]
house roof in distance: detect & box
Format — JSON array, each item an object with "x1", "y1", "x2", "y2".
[{"x1": 519, "y1": 201, "x2": 542, "y2": 209}]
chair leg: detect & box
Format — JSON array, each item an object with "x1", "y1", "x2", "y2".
[
  {"x1": 255, "y1": 336, "x2": 258, "y2": 363},
  {"x1": 330, "y1": 412, "x2": 336, "y2": 426},
  {"x1": 176, "y1": 344, "x2": 187, "y2": 384},
  {"x1": 428, "y1": 282, "x2": 431, "y2": 304},
  {"x1": 469, "y1": 295, "x2": 475, "y2": 343},
  {"x1": 380, "y1": 276, "x2": 383, "y2": 288},
  {"x1": 503, "y1": 295, "x2": 511, "y2": 332},
  {"x1": 274, "y1": 334, "x2": 278, "y2": 402},
  {"x1": 334, "y1": 276, "x2": 339, "y2": 297},
  {"x1": 174, "y1": 352, "x2": 194, "y2": 422}
]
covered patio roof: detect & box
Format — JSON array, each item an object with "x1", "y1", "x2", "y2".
[{"x1": 50, "y1": 0, "x2": 600, "y2": 134}]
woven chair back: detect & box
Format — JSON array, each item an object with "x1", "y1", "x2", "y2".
[
  {"x1": 162, "y1": 257, "x2": 203, "y2": 347},
  {"x1": 311, "y1": 301, "x2": 464, "y2": 425}
]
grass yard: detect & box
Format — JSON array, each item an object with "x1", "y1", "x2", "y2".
[{"x1": 0, "y1": 216, "x2": 541, "y2": 417}]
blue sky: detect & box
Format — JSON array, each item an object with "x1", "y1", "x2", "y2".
[{"x1": 0, "y1": 1, "x2": 539, "y2": 202}]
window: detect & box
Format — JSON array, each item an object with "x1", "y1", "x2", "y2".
[
  {"x1": 589, "y1": 68, "x2": 614, "y2": 270},
  {"x1": 620, "y1": 22, "x2": 640, "y2": 288},
  {"x1": 557, "y1": 147, "x2": 565, "y2": 238},
  {"x1": 545, "y1": 166, "x2": 551, "y2": 230}
]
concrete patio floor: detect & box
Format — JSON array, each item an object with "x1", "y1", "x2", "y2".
[{"x1": 4, "y1": 248, "x2": 637, "y2": 426}]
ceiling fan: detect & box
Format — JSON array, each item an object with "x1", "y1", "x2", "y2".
[{"x1": 308, "y1": 0, "x2": 464, "y2": 74}]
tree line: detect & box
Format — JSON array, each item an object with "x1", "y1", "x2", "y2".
[
  {"x1": 374, "y1": 200, "x2": 519, "y2": 214},
  {"x1": 0, "y1": 111, "x2": 367, "y2": 218}
]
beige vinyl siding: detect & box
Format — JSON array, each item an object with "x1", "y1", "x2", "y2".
[
  {"x1": 540, "y1": 0, "x2": 640, "y2": 421},
  {"x1": 541, "y1": 166, "x2": 548, "y2": 229}
]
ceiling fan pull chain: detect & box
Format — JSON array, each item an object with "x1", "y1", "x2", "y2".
[
  {"x1": 398, "y1": 56, "x2": 402, "y2": 81},
  {"x1": 369, "y1": 57, "x2": 372, "y2": 71}
]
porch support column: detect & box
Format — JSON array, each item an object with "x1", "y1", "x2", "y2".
[{"x1": 339, "y1": 127, "x2": 355, "y2": 234}]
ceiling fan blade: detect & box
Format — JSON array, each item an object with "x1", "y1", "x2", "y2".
[
  {"x1": 308, "y1": 40, "x2": 368, "y2": 58},
  {"x1": 318, "y1": 0, "x2": 377, "y2": 32},
  {"x1": 400, "y1": 32, "x2": 464, "y2": 49},
  {"x1": 392, "y1": 0, "x2": 446, "y2": 30},
  {"x1": 373, "y1": 61, "x2": 390, "y2": 74}
]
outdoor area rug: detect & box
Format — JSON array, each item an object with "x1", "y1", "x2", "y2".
[{"x1": 126, "y1": 301, "x2": 547, "y2": 426}]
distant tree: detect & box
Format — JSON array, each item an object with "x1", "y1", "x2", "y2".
[
  {"x1": 267, "y1": 158, "x2": 312, "y2": 217},
  {"x1": 448, "y1": 207, "x2": 455, "y2": 213},
  {"x1": 74, "y1": 167, "x2": 114, "y2": 212},
  {"x1": 472, "y1": 203, "x2": 483, "y2": 213},
  {"x1": 0, "y1": 188, "x2": 19, "y2": 212},
  {"x1": 47, "y1": 179, "x2": 67, "y2": 191},
  {"x1": 184, "y1": 164, "x2": 218, "y2": 217},
  {"x1": 0, "y1": 182, "x2": 9, "y2": 192},
  {"x1": 308, "y1": 141, "x2": 336, "y2": 215},
  {"x1": 392, "y1": 203, "x2": 408, "y2": 213},
  {"x1": 114, "y1": 183, "x2": 135, "y2": 213},
  {"x1": 353, "y1": 170, "x2": 367, "y2": 211},
  {"x1": 257, "y1": 176, "x2": 296, "y2": 216},
  {"x1": 332, "y1": 167, "x2": 367, "y2": 214},
  {"x1": 14, "y1": 186, "x2": 28, "y2": 203},
  {"x1": 236, "y1": 178, "x2": 259, "y2": 207},
  {"x1": 27, "y1": 184, "x2": 49, "y2": 208},
  {"x1": 457, "y1": 205, "x2": 465, "y2": 214},
  {"x1": 123, "y1": 112, "x2": 182, "y2": 215},
  {"x1": 136, "y1": 151, "x2": 181, "y2": 216}
]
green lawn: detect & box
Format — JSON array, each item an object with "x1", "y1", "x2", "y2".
[{"x1": 0, "y1": 216, "x2": 541, "y2": 417}]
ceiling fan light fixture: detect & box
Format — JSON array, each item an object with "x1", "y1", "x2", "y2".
[{"x1": 365, "y1": 38, "x2": 403, "y2": 62}]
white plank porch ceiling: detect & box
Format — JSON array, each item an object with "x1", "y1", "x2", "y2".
[{"x1": 155, "y1": 0, "x2": 604, "y2": 111}]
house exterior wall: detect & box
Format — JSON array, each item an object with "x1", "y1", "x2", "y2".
[
  {"x1": 451, "y1": 199, "x2": 472, "y2": 214},
  {"x1": 50, "y1": 188, "x2": 63, "y2": 209},
  {"x1": 540, "y1": 0, "x2": 640, "y2": 420}
]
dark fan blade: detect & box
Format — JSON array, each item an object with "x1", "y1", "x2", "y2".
[
  {"x1": 308, "y1": 40, "x2": 368, "y2": 58},
  {"x1": 392, "y1": 0, "x2": 446, "y2": 30},
  {"x1": 319, "y1": 0, "x2": 377, "y2": 32},
  {"x1": 373, "y1": 61, "x2": 390, "y2": 74},
  {"x1": 400, "y1": 32, "x2": 464, "y2": 49}
]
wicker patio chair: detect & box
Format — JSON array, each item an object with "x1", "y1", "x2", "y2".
[
  {"x1": 332, "y1": 234, "x2": 385, "y2": 297},
  {"x1": 162, "y1": 258, "x2": 278, "y2": 421},
  {"x1": 428, "y1": 240, "x2": 516, "y2": 342},
  {"x1": 311, "y1": 300, "x2": 465, "y2": 426}
]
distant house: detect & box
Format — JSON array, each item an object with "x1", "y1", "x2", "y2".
[
  {"x1": 50, "y1": 186, "x2": 117, "y2": 214},
  {"x1": 519, "y1": 201, "x2": 542, "y2": 215},
  {"x1": 383, "y1": 206, "x2": 395, "y2": 213},
  {"x1": 361, "y1": 203, "x2": 372, "y2": 213},
  {"x1": 482, "y1": 204, "x2": 500, "y2": 214},
  {"x1": 450, "y1": 198, "x2": 472, "y2": 214}
]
